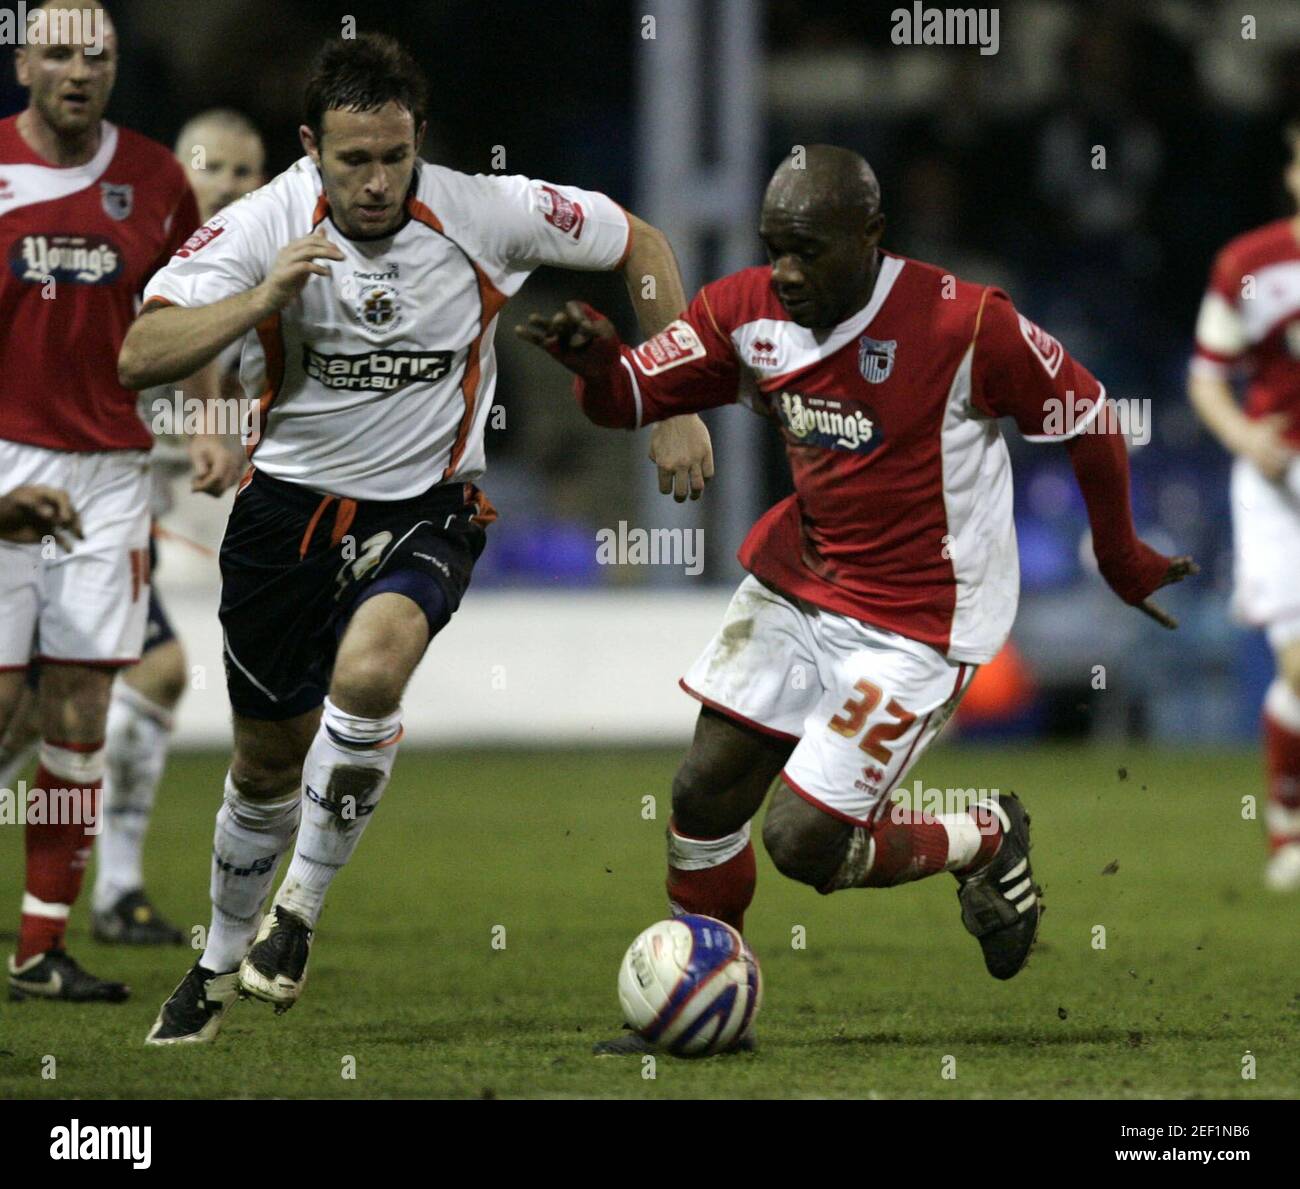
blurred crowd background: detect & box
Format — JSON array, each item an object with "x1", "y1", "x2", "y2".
[{"x1": 3, "y1": 0, "x2": 1298, "y2": 743}]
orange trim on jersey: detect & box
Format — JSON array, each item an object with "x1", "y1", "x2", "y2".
[
  {"x1": 464, "y1": 483, "x2": 499, "y2": 527},
  {"x1": 972, "y1": 286, "x2": 992, "y2": 342},
  {"x1": 405, "y1": 195, "x2": 445, "y2": 234},
  {"x1": 310, "y1": 192, "x2": 330, "y2": 230},
  {"x1": 698, "y1": 287, "x2": 729, "y2": 348},
  {"x1": 299, "y1": 495, "x2": 336, "y2": 559},
  {"x1": 330, "y1": 499, "x2": 358, "y2": 546},
  {"x1": 140, "y1": 295, "x2": 174, "y2": 314},
  {"x1": 442, "y1": 266, "x2": 508, "y2": 482},
  {"x1": 249, "y1": 313, "x2": 285, "y2": 459},
  {"x1": 236, "y1": 466, "x2": 256, "y2": 494}
]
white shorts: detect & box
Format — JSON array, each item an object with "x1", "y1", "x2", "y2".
[
  {"x1": 1231, "y1": 458, "x2": 1300, "y2": 649},
  {"x1": 0, "y1": 441, "x2": 152, "y2": 669},
  {"x1": 681, "y1": 575, "x2": 976, "y2": 826}
]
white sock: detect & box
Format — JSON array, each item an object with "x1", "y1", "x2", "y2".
[
  {"x1": 201, "y1": 773, "x2": 301, "y2": 972},
  {"x1": 273, "y1": 698, "x2": 402, "y2": 929},
  {"x1": 667, "y1": 822, "x2": 751, "y2": 871},
  {"x1": 0, "y1": 738, "x2": 39, "y2": 792},
  {"x1": 945, "y1": 798, "x2": 1010, "y2": 871},
  {"x1": 92, "y1": 684, "x2": 173, "y2": 913}
]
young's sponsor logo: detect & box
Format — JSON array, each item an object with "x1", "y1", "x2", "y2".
[
  {"x1": 631, "y1": 320, "x2": 706, "y2": 375},
  {"x1": 302, "y1": 346, "x2": 454, "y2": 392},
  {"x1": 775, "y1": 390, "x2": 881, "y2": 454},
  {"x1": 9, "y1": 233, "x2": 121, "y2": 284}
]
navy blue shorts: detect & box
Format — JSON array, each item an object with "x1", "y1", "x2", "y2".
[
  {"x1": 219, "y1": 469, "x2": 493, "y2": 721},
  {"x1": 143, "y1": 533, "x2": 176, "y2": 653}
]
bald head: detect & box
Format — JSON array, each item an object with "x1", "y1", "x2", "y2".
[
  {"x1": 765, "y1": 144, "x2": 881, "y2": 223},
  {"x1": 176, "y1": 109, "x2": 266, "y2": 222},
  {"x1": 17, "y1": 0, "x2": 117, "y2": 153},
  {"x1": 31, "y1": 0, "x2": 113, "y2": 54},
  {"x1": 759, "y1": 144, "x2": 886, "y2": 329}
]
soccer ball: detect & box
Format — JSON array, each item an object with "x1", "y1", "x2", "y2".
[{"x1": 617, "y1": 914, "x2": 762, "y2": 1056}]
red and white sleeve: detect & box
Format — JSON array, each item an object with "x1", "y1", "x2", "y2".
[
  {"x1": 576, "y1": 283, "x2": 743, "y2": 428},
  {"x1": 1190, "y1": 246, "x2": 1247, "y2": 381}
]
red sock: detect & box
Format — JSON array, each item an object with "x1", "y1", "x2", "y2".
[
  {"x1": 1264, "y1": 709, "x2": 1300, "y2": 852},
  {"x1": 666, "y1": 821, "x2": 756, "y2": 932},
  {"x1": 860, "y1": 812, "x2": 950, "y2": 886},
  {"x1": 18, "y1": 751, "x2": 103, "y2": 964},
  {"x1": 862, "y1": 807, "x2": 1003, "y2": 887}
]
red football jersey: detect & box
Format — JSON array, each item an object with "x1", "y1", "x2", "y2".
[
  {"x1": 0, "y1": 116, "x2": 199, "y2": 452},
  {"x1": 1192, "y1": 218, "x2": 1300, "y2": 446},
  {"x1": 601, "y1": 253, "x2": 1106, "y2": 662}
]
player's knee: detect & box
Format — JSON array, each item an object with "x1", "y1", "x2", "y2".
[
  {"x1": 671, "y1": 760, "x2": 729, "y2": 836},
  {"x1": 762, "y1": 785, "x2": 849, "y2": 890},
  {"x1": 330, "y1": 654, "x2": 406, "y2": 719},
  {"x1": 129, "y1": 643, "x2": 188, "y2": 709},
  {"x1": 39, "y1": 669, "x2": 113, "y2": 740},
  {"x1": 229, "y1": 753, "x2": 301, "y2": 800}
]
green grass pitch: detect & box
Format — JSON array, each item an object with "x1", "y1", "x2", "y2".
[{"x1": 1, "y1": 743, "x2": 1295, "y2": 1099}]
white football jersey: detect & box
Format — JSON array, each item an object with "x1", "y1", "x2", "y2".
[{"x1": 142, "y1": 158, "x2": 631, "y2": 499}]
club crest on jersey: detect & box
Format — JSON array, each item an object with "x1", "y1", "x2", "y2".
[
  {"x1": 537, "y1": 184, "x2": 585, "y2": 241},
  {"x1": 1017, "y1": 313, "x2": 1064, "y2": 377},
  {"x1": 358, "y1": 283, "x2": 401, "y2": 329},
  {"x1": 100, "y1": 181, "x2": 133, "y2": 221},
  {"x1": 776, "y1": 390, "x2": 880, "y2": 454},
  {"x1": 857, "y1": 335, "x2": 896, "y2": 383}
]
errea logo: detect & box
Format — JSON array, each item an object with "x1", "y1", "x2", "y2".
[{"x1": 750, "y1": 337, "x2": 779, "y2": 368}]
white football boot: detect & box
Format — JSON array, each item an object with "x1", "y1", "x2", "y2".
[{"x1": 238, "y1": 905, "x2": 313, "y2": 1012}]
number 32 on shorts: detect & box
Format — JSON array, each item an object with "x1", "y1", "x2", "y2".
[{"x1": 828, "y1": 679, "x2": 916, "y2": 764}]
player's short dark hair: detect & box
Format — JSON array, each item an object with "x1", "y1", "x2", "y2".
[
  {"x1": 1286, "y1": 120, "x2": 1300, "y2": 157},
  {"x1": 304, "y1": 33, "x2": 427, "y2": 144}
]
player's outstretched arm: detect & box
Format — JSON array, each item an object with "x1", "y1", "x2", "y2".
[
  {"x1": 1066, "y1": 424, "x2": 1199, "y2": 628},
  {"x1": 516, "y1": 301, "x2": 633, "y2": 425},
  {"x1": 118, "y1": 231, "x2": 345, "y2": 391}
]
